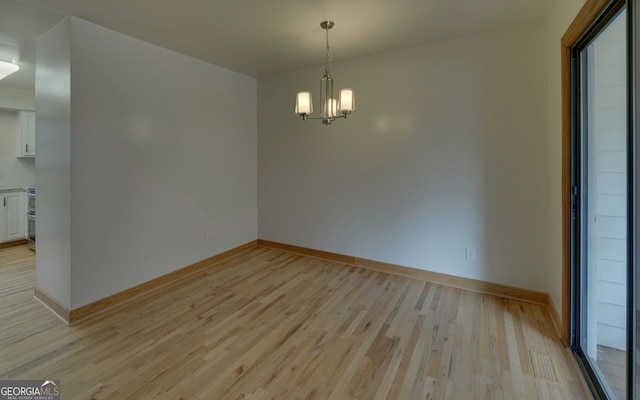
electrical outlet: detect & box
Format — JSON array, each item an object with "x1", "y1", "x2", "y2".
[
  {"x1": 205, "y1": 232, "x2": 212, "y2": 243},
  {"x1": 466, "y1": 246, "x2": 476, "y2": 261}
]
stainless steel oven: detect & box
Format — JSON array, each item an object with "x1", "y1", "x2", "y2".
[
  {"x1": 26, "y1": 186, "x2": 35, "y2": 251},
  {"x1": 27, "y1": 187, "x2": 35, "y2": 215},
  {"x1": 26, "y1": 212, "x2": 35, "y2": 250}
]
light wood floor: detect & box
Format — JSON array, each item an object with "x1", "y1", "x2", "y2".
[{"x1": 0, "y1": 245, "x2": 590, "y2": 399}]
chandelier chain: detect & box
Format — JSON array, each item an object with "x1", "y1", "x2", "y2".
[{"x1": 325, "y1": 26, "x2": 332, "y2": 75}]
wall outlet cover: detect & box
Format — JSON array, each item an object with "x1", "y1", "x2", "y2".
[{"x1": 466, "y1": 246, "x2": 476, "y2": 261}]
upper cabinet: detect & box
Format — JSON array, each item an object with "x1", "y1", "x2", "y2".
[{"x1": 18, "y1": 110, "x2": 35, "y2": 157}]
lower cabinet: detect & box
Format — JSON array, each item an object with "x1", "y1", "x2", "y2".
[{"x1": 1, "y1": 191, "x2": 25, "y2": 243}]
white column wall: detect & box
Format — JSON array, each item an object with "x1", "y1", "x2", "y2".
[
  {"x1": 35, "y1": 18, "x2": 72, "y2": 308},
  {"x1": 36, "y1": 17, "x2": 257, "y2": 310}
]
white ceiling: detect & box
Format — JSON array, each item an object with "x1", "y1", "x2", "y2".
[{"x1": 0, "y1": 0, "x2": 556, "y2": 91}]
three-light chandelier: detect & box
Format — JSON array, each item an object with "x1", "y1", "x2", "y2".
[{"x1": 295, "y1": 21, "x2": 355, "y2": 125}]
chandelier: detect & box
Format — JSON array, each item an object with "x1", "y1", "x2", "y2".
[{"x1": 295, "y1": 21, "x2": 355, "y2": 125}]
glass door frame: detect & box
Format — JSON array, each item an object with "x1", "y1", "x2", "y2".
[{"x1": 568, "y1": 0, "x2": 636, "y2": 398}]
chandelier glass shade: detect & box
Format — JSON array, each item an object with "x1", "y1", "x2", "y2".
[{"x1": 295, "y1": 21, "x2": 355, "y2": 125}]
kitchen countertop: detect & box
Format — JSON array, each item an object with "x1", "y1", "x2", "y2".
[{"x1": 0, "y1": 187, "x2": 27, "y2": 194}]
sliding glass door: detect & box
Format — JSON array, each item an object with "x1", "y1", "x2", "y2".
[{"x1": 572, "y1": 1, "x2": 634, "y2": 398}]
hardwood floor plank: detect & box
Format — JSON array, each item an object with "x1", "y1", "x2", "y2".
[{"x1": 0, "y1": 245, "x2": 591, "y2": 399}]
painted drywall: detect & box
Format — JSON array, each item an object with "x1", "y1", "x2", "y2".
[
  {"x1": 35, "y1": 18, "x2": 72, "y2": 309},
  {"x1": 0, "y1": 157, "x2": 34, "y2": 187},
  {"x1": 546, "y1": 0, "x2": 586, "y2": 318},
  {"x1": 0, "y1": 109, "x2": 18, "y2": 157},
  {"x1": 36, "y1": 17, "x2": 257, "y2": 309},
  {"x1": 259, "y1": 23, "x2": 549, "y2": 292},
  {"x1": 0, "y1": 87, "x2": 35, "y2": 111}
]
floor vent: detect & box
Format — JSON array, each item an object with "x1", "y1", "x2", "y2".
[{"x1": 529, "y1": 350, "x2": 559, "y2": 383}]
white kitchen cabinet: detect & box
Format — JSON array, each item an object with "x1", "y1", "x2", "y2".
[
  {"x1": 18, "y1": 110, "x2": 35, "y2": 157},
  {"x1": 1, "y1": 191, "x2": 25, "y2": 242}
]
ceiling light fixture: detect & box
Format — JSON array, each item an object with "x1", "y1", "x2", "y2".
[
  {"x1": 0, "y1": 60, "x2": 19, "y2": 80},
  {"x1": 295, "y1": 21, "x2": 355, "y2": 125}
]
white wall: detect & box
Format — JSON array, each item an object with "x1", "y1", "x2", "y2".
[
  {"x1": 35, "y1": 18, "x2": 72, "y2": 308},
  {"x1": 0, "y1": 109, "x2": 18, "y2": 157},
  {"x1": 0, "y1": 87, "x2": 35, "y2": 111},
  {"x1": 0, "y1": 157, "x2": 35, "y2": 187},
  {"x1": 259, "y1": 23, "x2": 549, "y2": 292},
  {"x1": 36, "y1": 17, "x2": 257, "y2": 309},
  {"x1": 546, "y1": 0, "x2": 586, "y2": 316}
]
